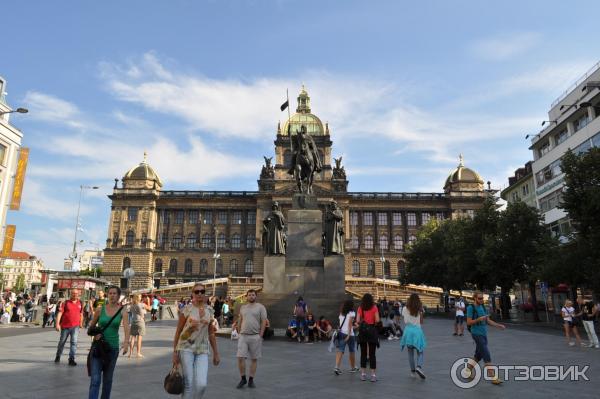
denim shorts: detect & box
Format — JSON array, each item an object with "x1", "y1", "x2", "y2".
[{"x1": 336, "y1": 333, "x2": 356, "y2": 353}]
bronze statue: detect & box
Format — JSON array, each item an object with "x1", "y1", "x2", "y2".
[
  {"x1": 287, "y1": 125, "x2": 322, "y2": 194},
  {"x1": 323, "y1": 200, "x2": 344, "y2": 255},
  {"x1": 262, "y1": 201, "x2": 286, "y2": 255}
]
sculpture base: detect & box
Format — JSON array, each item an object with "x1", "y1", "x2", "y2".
[{"x1": 292, "y1": 193, "x2": 318, "y2": 209}]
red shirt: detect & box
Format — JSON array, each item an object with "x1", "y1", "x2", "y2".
[
  {"x1": 358, "y1": 306, "x2": 378, "y2": 325},
  {"x1": 59, "y1": 300, "x2": 83, "y2": 328}
]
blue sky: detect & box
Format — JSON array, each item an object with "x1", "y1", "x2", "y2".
[{"x1": 2, "y1": 0, "x2": 599, "y2": 269}]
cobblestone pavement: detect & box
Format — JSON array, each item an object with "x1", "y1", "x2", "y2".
[{"x1": 1, "y1": 318, "x2": 598, "y2": 398}]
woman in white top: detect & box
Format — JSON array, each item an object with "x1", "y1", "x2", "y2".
[
  {"x1": 333, "y1": 299, "x2": 358, "y2": 375},
  {"x1": 561, "y1": 299, "x2": 583, "y2": 347},
  {"x1": 400, "y1": 294, "x2": 427, "y2": 379}
]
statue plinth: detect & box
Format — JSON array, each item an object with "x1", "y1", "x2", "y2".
[{"x1": 292, "y1": 193, "x2": 318, "y2": 209}]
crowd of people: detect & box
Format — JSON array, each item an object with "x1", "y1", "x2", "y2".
[{"x1": 0, "y1": 291, "x2": 38, "y2": 324}]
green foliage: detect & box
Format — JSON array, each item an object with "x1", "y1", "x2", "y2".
[
  {"x1": 14, "y1": 273, "x2": 26, "y2": 292},
  {"x1": 78, "y1": 268, "x2": 102, "y2": 277}
]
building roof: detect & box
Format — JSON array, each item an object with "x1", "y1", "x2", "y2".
[
  {"x1": 444, "y1": 155, "x2": 484, "y2": 187},
  {"x1": 123, "y1": 152, "x2": 163, "y2": 186},
  {"x1": 281, "y1": 86, "x2": 325, "y2": 136}
]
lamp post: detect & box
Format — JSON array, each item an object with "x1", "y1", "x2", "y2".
[
  {"x1": 70, "y1": 185, "x2": 99, "y2": 264},
  {"x1": 152, "y1": 271, "x2": 165, "y2": 292},
  {"x1": 213, "y1": 226, "x2": 220, "y2": 296},
  {"x1": 380, "y1": 247, "x2": 386, "y2": 299},
  {"x1": 0, "y1": 107, "x2": 28, "y2": 116}
]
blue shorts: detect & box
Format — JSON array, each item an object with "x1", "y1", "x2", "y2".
[
  {"x1": 336, "y1": 333, "x2": 356, "y2": 353},
  {"x1": 455, "y1": 315, "x2": 465, "y2": 325},
  {"x1": 472, "y1": 334, "x2": 491, "y2": 363}
]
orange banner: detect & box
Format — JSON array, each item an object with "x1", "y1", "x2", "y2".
[
  {"x1": 10, "y1": 147, "x2": 29, "y2": 210},
  {"x1": 2, "y1": 224, "x2": 15, "y2": 257}
]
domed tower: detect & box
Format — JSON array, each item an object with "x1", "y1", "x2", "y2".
[
  {"x1": 103, "y1": 152, "x2": 162, "y2": 289},
  {"x1": 444, "y1": 155, "x2": 486, "y2": 219}
]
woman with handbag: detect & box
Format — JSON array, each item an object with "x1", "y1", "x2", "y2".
[
  {"x1": 87, "y1": 286, "x2": 130, "y2": 399},
  {"x1": 356, "y1": 293, "x2": 380, "y2": 382},
  {"x1": 172, "y1": 282, "x2": 220, "y2": 398},
  {"x1": 333, "y1": 299, "x2": 358, "y2": 375}
]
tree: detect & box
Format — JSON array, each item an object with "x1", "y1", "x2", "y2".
[
  {"x1": 0, "y1": 272, "x2": 6, "y2": 291},
  {"x1": 14, "y1": 273, "x2": 26, "y2": 292}
]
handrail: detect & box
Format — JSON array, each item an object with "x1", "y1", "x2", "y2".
[{"x1": 550, "y1": 60, "x2": 600, "y2": 108}]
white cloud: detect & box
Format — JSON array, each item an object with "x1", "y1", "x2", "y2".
[
  {"x1": 23, "y1": 91, "x2": 88, "y2": 129},
  {"x1": 20, "y1": 179, "x2": 90, "y2": 221},
  {"x1": 470, "y1": 32, "x2": 542, "y2": 61}
]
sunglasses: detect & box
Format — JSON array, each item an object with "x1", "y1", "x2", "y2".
[
  {"x1": 194, "y1": 289, "x2": 206, "y2": 295},
  {"x1": 476, "y1": 297, "x2": 484, "y2": 300}
]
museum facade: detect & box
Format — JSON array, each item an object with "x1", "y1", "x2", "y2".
[{"x1": 102, "y1": 88, "x2": 491, "y2": 290}]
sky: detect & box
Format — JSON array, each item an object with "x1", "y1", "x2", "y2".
[{"x1": 1, "y1": 0, "x2": 599, "y2": 269}]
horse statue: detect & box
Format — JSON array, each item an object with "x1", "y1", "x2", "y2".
[{"x1": 287, "y1": 125, "x2": 322, "y2": 194}]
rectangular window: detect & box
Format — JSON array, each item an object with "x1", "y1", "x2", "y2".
[
  {"x1": 575, "y1": 114, "x2": 590, "y2": 131},
  {"x1": 392, "y1": 212, "x2": 402, "y2": 226},
  {"x1": 350, "y1": 212, "x2": 358, "y2": 226},
  {"x1": 217, "y1": 211, "x2": 228, "y2": 224},
  {"x1": 188, "y1": 210, "x2": 199, "y2": 225},
  {"x1": 203, "y1": 211, "x2": 213, "y2": 224},
  {"x1": 574, "y1": 139, "x2": 592, "y2": 155},
  {"x1": 247, "y1": 211, "x2": 256, "y2": 225},
  {"x1": 436, "y1": 212, "x2": 445, "y2": 221},
  {"x1": 363, "y1": 212, "x2": 373, "y2": 226},
  {"x1": 378, "y1": 212, "x2": 388, "y2": 226},
  {"x1": 407, "y1": 212, "x2": 416, "y2": 226},
  {"x1": 592, "y1": 132, "x2": 600, "y2": 148},
  {"x1": 174, "y1": 210, "x2": 184, "y2": 225},
  {"x1": 554, "y1": 129, "x2": 568, "y2": 146},
  {"x1": 232, "y1": 211, "x2": 242, "y2": 225},
  {"x1": 127, "y1": 208, "x2": 138, "y2": 222},
  {"x1": 466, "y1": 210, "x2": 475, "y2": 219},
  {"x1": 522, "y1": 184, "x2": 529, "y2": 196},
  {"x1": 421, "y1": 213, "x2": 431, "y2": 224}
]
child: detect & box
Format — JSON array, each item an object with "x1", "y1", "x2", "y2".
[{"x1": 400, "y1": 293, "x2": 427, "y2": 379}]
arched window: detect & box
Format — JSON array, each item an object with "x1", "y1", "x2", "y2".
[
  {"x1": 229, "y1": 259, "x2": 238, "y2": 275},
  {"x1": 364, "y1": 235, "x2": 373, "y2": 250},
  {"x1": 122, "y1": 257, "x2": 131, "y2": 271},
  {"x1": 172, "y1": 234, "x2": 182, "y2": 249},
  {"x1": 217, "y1": 233, "x2": 226, "y2": 249},
  {"x1": 154, "y1": 258, "x2": 163, "y2": 272},
  {"x1": 216, "y1": 258, "x2": 223, "y2": 275},
  {"x1": 244, "y1": 259, "x2": 253, "y2": 274},
  {"x1": 379, "y1": 234, "x2": 388, "y2": 250},
  {"x1": 352, "y1": 260, "x2": 360, "y2": 276},
  {"x1": 231, "y1": 234, "x2": 241, "y2": 249},
  {"x1": 184, "y1": 259, "x2": 193, "y2": 274},
  {"x1": 126, "y1": 230, "x2": 135, "y2": 246},
  {"x1": 246, "y1": 235, "x2": 256, "y2": 249},
  {"x1": 200, "y1": 259, "x2": 208, "y2": 275},
  {"x1": 367, "y1": 260, "x2": 375, "y2": 277},
  {"x1": 393, "y1": 235, "x2": 404, "y2": 251},
  {"x1": 202, "y1": 233, "x2": 211, "y2": 248},
  {"x1": 397, "y1": 260, "x2": 406, "y2": 278},
  {"x1": 383, "y1": 260, "x2": 391, "y2": 278},
  {"x1": 186, "y1": 233, "x2": 196, "y2": 248},
  {"x1": 169, "y1": 259, "x2": 178, "y2": 274}
]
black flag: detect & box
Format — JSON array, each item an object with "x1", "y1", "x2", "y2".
[{"x1": 280, "y1": 100, "x2": 289, "y2": 112}]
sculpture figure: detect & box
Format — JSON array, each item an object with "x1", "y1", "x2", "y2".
[
  {"x1": 287, "y1": 125, "x2": 322, "y2": 194},
  {"x1": 323, "y1": 200, "x2": 344, "y2": 255},
  {"x1": 262, "y1": 201, "x2": 286, "y2": 255}
]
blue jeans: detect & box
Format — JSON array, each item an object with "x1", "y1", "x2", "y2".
[
  {"x1": 89, "y1": 347, "x2": 119, "y2": 399},
  {"x1": 472, "y1": 334, "x2": 491, "y2": 363},
  {"x1": 407, "y1": 346, "x2": 424, "y2": 371},
  {"x1": 56, "y1": 326, "x2": 79, "y2": 360},
  {"x1": 179, "y1": 351, "x2": 208, "y2": 399}
]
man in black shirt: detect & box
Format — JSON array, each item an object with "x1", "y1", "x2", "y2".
[{"x1": 578, "y1": 297, "x2": 599, "y2": 348}]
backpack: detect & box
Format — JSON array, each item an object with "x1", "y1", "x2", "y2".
[
  {"x1": 295, "y1": 302, "x2": 306, "y2": 317},
  {"x1": 25, "y1": 301, "x2": 33, "y2": 311},
  {"x1": 466, "y1": 304, "x2": 480, "y2": 333}
]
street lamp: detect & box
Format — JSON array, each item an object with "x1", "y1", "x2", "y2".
[
  {"x1": 70, "y1": 185, "x2": 99, "y2": 264},
  {"x1": 380, "y1": 247, "x2": 386, "y2": 299},
  {"x1": 0, "y1": 107, "x2": 28, "y2": 116}
]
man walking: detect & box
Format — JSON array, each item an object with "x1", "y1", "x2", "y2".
[
  {"x1": 233, "y1": 289, "x2": 267, "y2": 389},
  {"x1": 466, "y1": 292, "x2": 506, "y2": 385},
  {"x1": 453, "y1": 296, "x2": 466, "y2": 336},
  {"x1": 54, "y1": 289, "x2": 83, "y2": 366}
]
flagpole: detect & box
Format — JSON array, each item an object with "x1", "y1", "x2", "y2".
[{"x1": 287, "y1": 88, "x2": 292, "y2": 152}]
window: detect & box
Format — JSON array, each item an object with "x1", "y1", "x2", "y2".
[
  {"x1": 125, "y1": 230, "x2": 135, "y2": 246},
  {"x1": 352, "y1": 260, "x2": 360, "y2": 276},
  {"x1": 383, "y1": 261, "x2": 391, "y2": 278},
  {"x1": 378, "y1": 212, "x2": 388, "y2": 226},
  {"x1": 592, "y1": 132, "x2": 600, "y2": 148},
  {"x1": 246, "y1": 235, "x2": 256, "y2": 249},
  {"x1": 466, "y1": 210, "x2": 475, "y2": 219},
  {"x1": 202, "y1": 233, "x2": 211, "y2": 248},
  {"x1": 188, "y1": 210, "x2": 199, "y2": 225},
  {"x1": 154, "y1": 258, "x2": 163, "y2": 272},
  {"x1": 229, "y1": 259, "x2": 238, "y2": 275},
  {"x1": 186, "y1": 233, "x2": 196, "y2": 248},
  {"x1": 169, "y1": 259, "x2": 178, "y2": 274},
  {"x1": 379, "y1": 235, "x2": 388, "y2": 250},
  {"x1": 112, "y1": 232, "x2": 119, "y2": 246},
  {"x1": 203, "y1": 211, "x2": 213, "y2": 224},
  {"x1": 160, "y1": 210, "x2": 170, "y2": 224},
  {"x1": 421, "y1": 213, "x2": 431, "y2": 224},
  {"x1": 216, "y1": 259, "x2": 223, "y2": 275},
  {"x1": 128, "y1": 207, "x2": 138, "y2": 221},
  {"x1": 408, "y1": 235, "x2": 416, "y2": 245},
  {"x1": 350, "y1": 212, "x2": 358, "y2": 226},
  {"x1": 350, "y1": 236, "x2": 359, "y2": 249},
  {"x1": 522, "y1": 184, "x2": 529, "y2": 196},
  {"x1": 247, "y1": 211, "x2": 256, "y2": 225},
  {"x1": 184, "y1": 259, "x2": 193, "y2": 274},
  {"x1": 200, "y1": 259, "x2": 208, "y2": 274},
  {"x1": 393, "y1": 235, "x2": 404, "y2": 251},
  {"x1": 392, "y1": 212, "x2": 402, "y2": 226},
  {"x1": 367, "y1": 260, "x2": 375, "y2": 277},
  {"x1": 436, "y1": 212, "x2": 445, "y2": 221},
  {"x1": 574, "y1": 138, "x2": 592, "y2": 155},
  {"x1": 158, "y1": 232, "x2": 167, "y2": 247},
  {"x1": 175, "y1": 210, "x2": 184, "y2": 225},
  {"x1": 141, "y1": 233, "x2": 147, "y2": 246},
  {"x1": 217, "y1": 211, "x2": 228, "y2": 224},
  {"x1": 397, "y1": 260, "x2": 406, "y2": 277},
  {"x1": 538, "y1": 141, "x2": 550, "y2": 158},
  {"x1": 244, "y1": 259, "x2": 253, "y2": 274},
  {"x1": 232, "y1": 211, "x2": 242, "y2": 224},
  {"x1": 575, "y1": 114, "x2": 590, "y2": 131},
  {"x1": 363, "y1": 212, "x2": 373, "y2": 226},
  {"x1": 364, "y1": 235, "x2": 373, "y2": 249},
  {"x1": 407, "y1": 213, "x2": 417, "y2": 226},
  {"x1": 231, "y1": 234, "x2": 241, "y2": 249},
  {"x1": 539, "y1": 189, "x2": 564, "y2": 213},
  {"x1": 554, "y1": 129, "x2": 568, "y2": 146},
  {"x1": 217, "y1": 233, "x2": 226, "y2": 248},
  {"x1": 122, "y1": 257, "x2": 131, "y2": 271},
  {"x1": 0, "y1": 143, "x2": 6, "y2": 165},
  {"x1": 512, "y1": 192, "x2": 519, "y2": 202},
  {"x1": 172, "y1": 234, "x2": 182, "y2": 249}
]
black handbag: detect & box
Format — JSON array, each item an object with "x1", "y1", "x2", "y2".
[{"x1": 164, "y1": 365, "x2": 184, "y2": 395}]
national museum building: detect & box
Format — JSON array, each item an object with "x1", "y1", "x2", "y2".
[{"x1": 102, "y1": 88, "x2": 490, "y2": 292}]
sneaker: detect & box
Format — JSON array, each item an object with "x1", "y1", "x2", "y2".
[
  {"x1": 360, "y1": 373, "x2": 367, "y2": 381},
  {"x1": 54, "y1": 356, "x2": 60, "y2": 363},
  {"x1": 595, "y1": 345, "x2": 599, "y2": 349},
  {"x1": 453, "y1": 333, "x2": 458, "y2": 336},
  {"x1": 248, "y1": 380, "x2": 255, "y2": 388},
  {"x1": 334, "y1": 367, "x2": 342, "y2": 375},
  {"x1": 236, "y1": 379, "x2": 247, "y2": 389},
  {"x1": 410, "y1": 370, "x2": 417, "y2": 378},
  {"x1": 459, "y1": 333, "x2": 464, "y2": 336},
  {"x1": 394, "y1": 336, "x2": 400, "y2": 340},
  {"x1": 568, "y1": 342, "x2": 575, "y2": 346},
  {"x1": 416, "y1": 367, "x2": 426, "y2": 379},
  {"x1": 370, "y1": 374, "x2": 377, "y2": 382},
  {"x1": 349, "y1": 367, "x2": 360, "y2": 373},
  {"x1": 68, "y1": 359, "x2": 77, "y2": 367},
  {"x1": 387, "y1": 336, "x2": 394, "y2": 341},
  {"x1": 491, "y1": 378, "x2": 503, "y2": 385}
]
